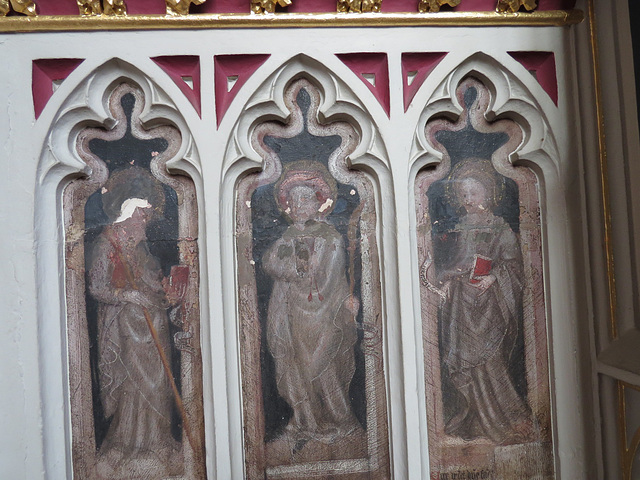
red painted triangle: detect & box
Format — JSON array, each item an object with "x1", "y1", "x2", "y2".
[
  {"x1": 337, "y1": 53, "x2": 390, "y2": 117},
  {"x1": 152, "y1": 56, "x2": 202, "y2": 116},
  {"x1": 32, "y1": 58, "x2": 84, "y2": 119},
  {"x1": 508, "y1": 51, "x2": 558, "y2": 105},
  {"x1": 214, "y1": 54, "x2": 270, "y2": 127},
  {"x1": 401, "y1": 52, "x2": 447, "y2": 112}
]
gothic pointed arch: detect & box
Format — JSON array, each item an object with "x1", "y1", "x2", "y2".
[
  {"x1": 411, "y1": 56, "x2": 564, "y2": 479},
  {"x1": 221, "y1": 55, "x2": 392, "y2": 480},
  {"x1": 36, "y1": 59, "x2": 208, "y2": 479}
]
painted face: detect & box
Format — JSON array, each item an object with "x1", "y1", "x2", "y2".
[
  {"x1": 288, "y1": 185, "x2": 321, "y2": 224},
  {"x1": 456, "y1": 178, "x2": 489, "y2": 214}
]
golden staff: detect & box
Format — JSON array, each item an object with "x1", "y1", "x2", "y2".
[{"x1": 107, "y1": 234, "x2": 197, "y2": 455}]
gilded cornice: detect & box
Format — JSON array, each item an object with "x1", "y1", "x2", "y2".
[
  {"x1": 0, "y1": 0, "x2": 583, "y2": 30},
  {"x1": 0, "y1": 10, "x2": 584, "y2": 31}
]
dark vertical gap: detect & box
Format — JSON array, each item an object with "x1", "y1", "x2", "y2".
[{"x1": 626, "y1": 0, "x2": 640, "y2": 329}]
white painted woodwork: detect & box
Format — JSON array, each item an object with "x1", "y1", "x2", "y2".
[{"x1": 0, "y1": 1, "x2": 636, "y2": 477}]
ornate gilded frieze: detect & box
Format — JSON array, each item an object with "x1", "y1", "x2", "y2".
[
  {"x1": 166, "y1": 0, "x2": 207, "y2": 15},
  {"x1": 418, "y1": 0, "x2": 460, "y2": 13},
  {"x1": 0, "y1": 0, "x2": 581, "y2": 30},
  {"x1": 337, "y1": 0, "x2": 381, "y2": 14},
  {"x1": 496, "y1": 0, "x2": 537, "y2": 13},
  {"x1": 77, "y1": 0, "x2": 127, "y2": 15},
  {"x1": 0, "y1": 0, "x2": 36, "y2": 16}
]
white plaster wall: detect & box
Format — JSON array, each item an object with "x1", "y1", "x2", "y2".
[
  {"x1": 1, "y1": 45, "x2": 48, "y2": 479},
  {"x1": 0, "y1": 16, "x2": 610, "y2": 479}
]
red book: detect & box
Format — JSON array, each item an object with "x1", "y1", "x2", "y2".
[
  {"x1": 169, "y1": 265, "x2": 190, "y2": 300},
  {"x1": 470, "y1": 255, "x2": 492, "y2": 284}
]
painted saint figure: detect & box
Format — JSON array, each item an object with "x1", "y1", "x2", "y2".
[
  {"x1": 423, "y1": 159, "x2": 533, "y2": 445},
  {"x1": 262, "y1": 161, "x2": 361, "y2": 444},
  {"x1": 86, "y1": 167, "x2": 185, "y2": 472}
]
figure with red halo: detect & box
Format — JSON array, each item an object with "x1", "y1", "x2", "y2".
[{"x1": 262, "y1": 160, "x2": 361, "y2": 445}]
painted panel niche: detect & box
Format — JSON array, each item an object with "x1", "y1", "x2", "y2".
[
  {"x1": 416, "y1": 77, "x2": 554, "y2": 479},
  {"x1": 236, "y1": 78, "x2": 391, "y2": 479},
  {"x1": 64, "y1": 82, "x2": 207, "y2": 479}
]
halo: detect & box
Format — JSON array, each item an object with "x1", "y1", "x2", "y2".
[
  {"x1": 445, "y1": 158, "x2": 504, "y2": 210},
  {"x1": 101, "y1": 166, "x2": 166, "y2": 222},
  {"x1": 274, "y1": 160, "x2": 338, "y2": 218}
]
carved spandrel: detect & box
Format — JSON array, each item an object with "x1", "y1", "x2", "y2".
[
  {"x1": 64, "y1": 83, "x2": 206, "y2": 479},
  {"x1": 236, "y1": 78, "x2": 390, "y2": 479},
  {"x1": 417, "y1": 77, "x2": 554, "y2": 479}
]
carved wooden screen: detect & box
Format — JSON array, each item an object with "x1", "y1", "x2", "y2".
[{"x1": 0, "y1": 2, "x2": 614, "y2": 479}]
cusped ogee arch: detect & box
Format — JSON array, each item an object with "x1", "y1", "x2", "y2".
[
  {"x1": 410, "y1": 52, "x2": 560, "y2": 180},
  {"x1": 222, "y1": 54, "x2": 391, "y2": 182}
]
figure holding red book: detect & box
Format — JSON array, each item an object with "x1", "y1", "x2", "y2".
[
  {"x1": 422, "y1": 159, "x2": 533, "y2": 445},
  {"x1": 86, "y1": 168, "x2": 191, "y2": 475},
  {"x1": 469, "y1": 254, "x2": 492, "y2": 285}
]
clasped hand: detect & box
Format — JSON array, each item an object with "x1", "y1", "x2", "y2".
[{"x1": 472, "y1": 274, "x2": 496, "y2": 295}]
